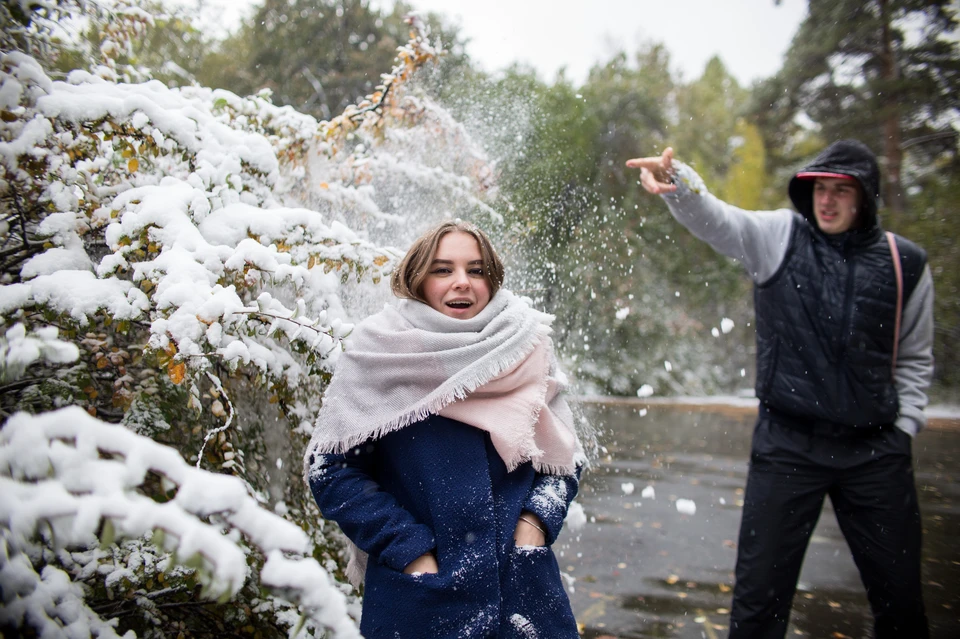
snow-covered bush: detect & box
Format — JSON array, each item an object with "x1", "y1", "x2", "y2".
[
  {"x1": 1, "y1": 2, "x2": 500, "y2": 636},
  {"x1": 0, "y1": 407, "x2": 358, "y2": 638}
]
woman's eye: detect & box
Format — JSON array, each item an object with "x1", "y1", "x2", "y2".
[
  {"x1": 469, "y1": 268, "x2": 484, "y2": 276},
  {"x1": 431, "y1": 268, "x2": 451, "y2": 275}
]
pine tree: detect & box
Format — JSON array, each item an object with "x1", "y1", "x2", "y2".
[{"x1": 757, "y1": 0, "x2": 960, "y2": 216}]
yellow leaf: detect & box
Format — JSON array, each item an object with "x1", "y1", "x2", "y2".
[
  {"x1": 168, "y1": 361, "x2": 186, "y2": 385},
  {"x1": 373, "y1": 255, "x2": 389, "y2": 267},
  {"x1": 128, "y1": 158, "x2": 139, "y2": 172}
]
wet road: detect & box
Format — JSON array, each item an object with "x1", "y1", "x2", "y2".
[{"x1": 555, "y1": 401, "x2": 960, "y2": 639}]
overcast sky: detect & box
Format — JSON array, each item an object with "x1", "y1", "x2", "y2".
[
  {"x1": 400, "y1": 0, "x2": 809, "y2": 86},
  {"x1": 184, "y1": 0, "x2": 809, "y2": 87}
]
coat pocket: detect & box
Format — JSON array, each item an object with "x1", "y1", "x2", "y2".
[
  {"x1": 503, "y1": 546, "x2": 578, "y2": 639},
  {"x1": 361, "y1": 563, "x2": 487, "y2": 638}
]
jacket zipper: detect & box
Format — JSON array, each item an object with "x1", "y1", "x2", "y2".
[{"x1": 838, "y1": 256, "x2": 857, "y2": 359}]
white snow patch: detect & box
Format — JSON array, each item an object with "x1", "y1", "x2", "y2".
[
  {"x1": 564, "y1": 500, "x2": 586, "y2": 531},
  {"x1": 636, "y1": 384, "x2": 654, "y2": 398},
  {"x1": 676, "y1": 499, "x2": 697, "y2": 515}
]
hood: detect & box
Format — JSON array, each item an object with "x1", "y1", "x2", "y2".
[{"x1": 788, "y1": 139, "x2": 882, "y2": 232}]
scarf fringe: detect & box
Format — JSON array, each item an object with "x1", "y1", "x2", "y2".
[
  {"x1": 304, "y1": 322, "x2": 554, "y2": 480},
  {"x1": 531, "y1": 460, "x2": 581, "y2": 475},
  {"x1": 495, "y1": 343, "x2": 554, "y2": 473}
]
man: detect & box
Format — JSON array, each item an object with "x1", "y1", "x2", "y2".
[{"x1": 627, "y1": 140, "x2": 933, "y2": 638}]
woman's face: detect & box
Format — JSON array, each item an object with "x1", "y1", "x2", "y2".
[{"x1": 422, "y1": 231, "x2": 492, "y2": 320}]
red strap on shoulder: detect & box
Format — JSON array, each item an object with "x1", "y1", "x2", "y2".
[{"x1": 886, "y1": 232, "x2": 903, "y2": 376}]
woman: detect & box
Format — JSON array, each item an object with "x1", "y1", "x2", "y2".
[{"x1": 304, "y1": 220, "x2": 585, "y2": 638}]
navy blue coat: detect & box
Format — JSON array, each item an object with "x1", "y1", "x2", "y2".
[{"x1": 309, "y1": 414, "x2": 580, "y2": 638}]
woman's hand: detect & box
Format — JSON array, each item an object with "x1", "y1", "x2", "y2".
[
  {"x1": 402, "y1": 552, "x2": 439, "y2": 575},
  {"x1": 626, "y1": 147, "x2": 677, "y2": 195},
  {"x1": 513, "y1": 511, "x2": 547, "y2": 547}
]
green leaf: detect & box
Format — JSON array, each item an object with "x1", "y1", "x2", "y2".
[
  {"x1": 99, "y1": 519, "x2": 116, "y2": 548},
  {"x1": 291, "y1": 613, "x2": 307, "y2": 637}
]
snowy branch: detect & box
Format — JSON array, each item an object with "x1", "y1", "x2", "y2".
[{"x1": 0, "y1": 408, "x2": 360, "y2": 637}]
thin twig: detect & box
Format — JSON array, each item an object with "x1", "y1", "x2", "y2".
[
  {"x1": 11, "y1": 187, "x2": 30, "y2": 247},
  {"x1": 195, "y1": 371, "x2": 235, "y2": 470},
  {"x1": 0, "y1": 240, "x2": 45, "y2": 260},
  {"x1": 0, "y1": 377, "x2": 46, "y2": 395},
  {"x1": 231, "y1": 309, "x2": 343, "y2": 342},
  {"x1": 346, "y1": 78, "x2": 393, "y2": 123}
]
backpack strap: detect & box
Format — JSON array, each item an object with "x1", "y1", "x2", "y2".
[{"x1": 885, "y1": 231, "x2": 903, "y2": 375}]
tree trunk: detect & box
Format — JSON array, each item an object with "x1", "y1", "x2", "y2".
[{"x1": 878, "y1": 0, "x2": 905, "y2": 217}]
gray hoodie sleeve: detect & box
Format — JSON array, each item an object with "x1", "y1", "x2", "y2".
[
  {"x1": 894, "y1": 266, "x2": 935, "y2": 437},
  {"x1": 662, "y1": 162, "x2": 792, "y2": 283}
]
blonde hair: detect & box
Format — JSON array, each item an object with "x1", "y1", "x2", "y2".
[{"x1": 391, "y1": 221, "x2": 505, "y2": 302}]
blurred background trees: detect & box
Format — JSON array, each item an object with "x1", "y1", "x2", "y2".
[
  {"x1": 75, "y1": 0, "x2": 956, "y2": 396},
  {"x1": 6, "y1": 0, "x2": 957, "y2": 395}
]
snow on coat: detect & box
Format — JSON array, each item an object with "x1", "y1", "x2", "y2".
[{"x1": 309, "y1": 414, "x2": 580, "y2": 638}]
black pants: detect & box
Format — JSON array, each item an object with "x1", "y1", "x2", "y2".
[{"x1": 729, "y1": 414, "x2": 929, "y2": 639}]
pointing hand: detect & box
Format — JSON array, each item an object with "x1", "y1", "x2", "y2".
[{"x1": 626, "y1": 147, "x2": 677, "y2": 195}]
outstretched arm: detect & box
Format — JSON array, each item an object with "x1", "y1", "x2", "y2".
[{"x1": 626, "y1": 147, "x2": 793, "y2": 284}]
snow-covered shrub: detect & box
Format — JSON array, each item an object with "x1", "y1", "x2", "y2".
[
  {"x1": 0, "y1": 407, "x2": 358, "y2": 638},
  {"x1": 0, "y1": 2, "x2": 500, "y2": 637}
]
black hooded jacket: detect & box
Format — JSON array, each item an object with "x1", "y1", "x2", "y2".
[{"x1": 754, "y1": 140, "x2": 926, "y2": 428}]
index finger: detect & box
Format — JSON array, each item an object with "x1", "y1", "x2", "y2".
[{"x1": 625, "y1": 156, "x2": 661, "y2": 169}]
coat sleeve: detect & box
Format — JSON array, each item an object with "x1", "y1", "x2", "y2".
[
  {"x1": 522, "y1": 466, "x2": 581, "y2": 545},
  {"x1": 307, "y1": 446, "x2": 436, "y2": 572},
  {"x1": 662, "y1": 162, "x2": 794, "y2": 285},
  {"x1": 894, "y1": 266, "x2": 935, "y2": 437}
]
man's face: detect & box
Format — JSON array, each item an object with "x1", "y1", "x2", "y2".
[{"x1": 812, "y1": 177, "x2": 861, "y2": 235}]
